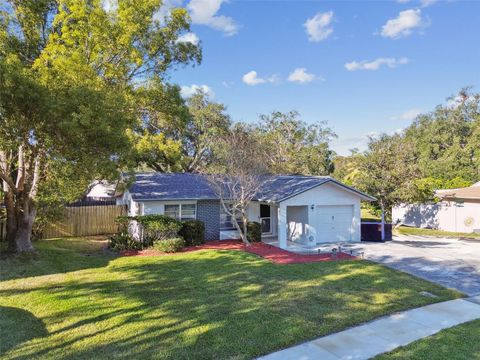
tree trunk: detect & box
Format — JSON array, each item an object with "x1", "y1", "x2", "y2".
[
  {"x1": 7, "y1": 197, "x2": 37, "y2": 253},
  {"x1": 242, "y1": 212, "x2": 249, "y2": 245},
  {"x1": 232, "y1": 209, "x2": 250, "y2": 245},
  {"x1": 4, "y1": 190, "x2": 17, "y2": 252},
  {"x1": 14, "y1": 203, "x2": 36, "y2": 253}
]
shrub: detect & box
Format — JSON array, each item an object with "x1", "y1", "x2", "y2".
[
  {"x1": 179, "y1": 220, "x2": 205, "y2": 246},
  {"x1": 136, "y1": 215, "x2": 182, "y2": 247},
  {"x1": 247, "y1": 222, "x2": 261, "y2": 243},
  {"x1": 108, "y1": 231, "x2": 142, "y2": 251},
  {"x1": 152, "y1": 237, "x2": 185, "y2": 253}
]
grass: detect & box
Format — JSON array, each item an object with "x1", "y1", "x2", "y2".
[
  {"x1": 376, "y1": 319, "x2": 480, "y2": 360},
  {"x1": 395, "y1": 225, "x2": 480, "y2": 239},
  {"x1": 0, "y1": 237, "x2": 462, "y2": 360},
  {"x1": 361, "y1": 208, "x2": 381, "y2": 222}
]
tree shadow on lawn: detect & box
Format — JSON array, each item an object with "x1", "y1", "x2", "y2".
[
  {"x1": 0, "y1": 250, "x2": 460, "y2": 360},
  {"x1": 0, "y1": 306, "x2": 48, "y2": 356},
  {"x1": 0, "y1": 237, "x2": 116, "y2": 282}
]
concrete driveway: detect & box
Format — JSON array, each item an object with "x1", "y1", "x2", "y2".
[{"x1": 328, "y1": 235, "x2": 480, "y2": 296}]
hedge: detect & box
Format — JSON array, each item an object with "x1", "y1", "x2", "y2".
[
  {"x1": 115, "y1": 215, "x2": 206, "y2": 247},
  {"x1": 247, "y1": 222, "x2": 262, "y2": 243},
  {"x1": 179, "y1": 220, "x2": 205, "y2": 246},
  {"x1": 153, "y1": 237, "x2": 186, "y2": 253}
]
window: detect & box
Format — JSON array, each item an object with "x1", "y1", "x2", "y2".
[
  {"x1": 180, "y1": 204, "x2": 196, "y2": 221},
  {"x1": 220, "y1": 203, "x2": 243, "y2": 230},
  {"x1": 164, "y1": 205, "x2": 180, "y2": 219},
  {"x1": 164, "y1": 204, "x2": 196, "y2": 220}
]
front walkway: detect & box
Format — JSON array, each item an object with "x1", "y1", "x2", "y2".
[{"x1": 259, "y1": 296, "x2": 480, "y2": 360}]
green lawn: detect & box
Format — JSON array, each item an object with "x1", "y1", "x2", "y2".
[
  {"x1": 395, "y1": 225, "x2": 480, "y2": 239},
  {"x1": 361, "y1": 208, "x2": 381, "y2": 222},
  {"x1": 0, "y1": 237, "x2": 461, "y2": 360},
  {"x1": 376, "y1": 319, "x2": 480, "y2": 360}
]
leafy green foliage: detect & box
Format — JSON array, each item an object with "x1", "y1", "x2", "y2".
[
  {"x1": 129, "y1": 87, "x2": 231, "y2": 172},
  {"x1": 256, "y1": 111, "x2": 337, "y2": 175},
  {"x1": 108, "y1": 231, "x2": 141, "y2": 251},
  {"x1": 350, "y1": 89, "x2": 480, "y2": 213},
  {"x1": 179, "y1": 220, "x2": 205, "y2": 246},
  {"x1": 0, "y1": 0, "x2": 201, "y2": 251},
  {"x1": 247, "y1": 222, "x2": 262, "y2": 243},
  {"x1": 152, "y1": 237, "x2": 185, "y2": 253},
  {"x1": 136, "y1": 215, "x2": 182, "y2": 246}
]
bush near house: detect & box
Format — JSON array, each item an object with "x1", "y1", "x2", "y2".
[
  {"x1": 136, "y1": 215, "x2": 182, "y2": 247},
  {"x1": 152, "y1": 237, "x2": 186, "y2": 253},
  {"x1": 247, "y1": 222, "x2": 262, "y2": 243},
  {"x1": 179, "y1": 220, "x2": 205, "y2": 246},
  {"x1": 109, "y1": 215, "x2": 206, "y2": 251},
  {"x1": 108, "y1": 231, "x2": 143, "y2": 251}
]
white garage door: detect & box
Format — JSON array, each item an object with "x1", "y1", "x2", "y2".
[{"x1": 316, "y1": 205, "x2": 353, "y2": 242}]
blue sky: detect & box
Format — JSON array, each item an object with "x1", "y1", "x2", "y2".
[{"x1": 169, "y1": 0, "x2": 480, "y2": 155}]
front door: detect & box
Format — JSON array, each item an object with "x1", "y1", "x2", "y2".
[{"x1": 260, "y1": 204, "x2": 271, "y2": 234}]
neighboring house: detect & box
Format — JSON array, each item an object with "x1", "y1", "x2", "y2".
[
  {"x1": 393, "y1": 181, "x2": 480, "y2": 234},
  {"x1": 118, "y1": 173, "x2": 375, "y2": 249},
  {"x1": 85, "y1": 180, "x2": 117, "y2": 201}
]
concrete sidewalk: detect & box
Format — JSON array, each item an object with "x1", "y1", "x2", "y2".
[{"x1": 258, "y1": 297, "x2": 480, "y2": 360}]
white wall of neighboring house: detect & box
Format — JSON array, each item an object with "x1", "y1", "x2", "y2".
[{"x1": 393, "y1": 201, "x2": 480, "y2": 233}]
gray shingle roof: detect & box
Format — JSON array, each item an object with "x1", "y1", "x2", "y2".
[{"x1": 128, "y1": 173, "x2": 375, "y2": 202}]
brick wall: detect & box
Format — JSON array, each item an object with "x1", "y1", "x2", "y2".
[{"x1": 197, "y1": 200, "x2": 220, "y2": 240}]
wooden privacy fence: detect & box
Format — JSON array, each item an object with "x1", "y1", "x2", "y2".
[{"x1": 43, "y1": 204, "x2": 126, "y2": 239}]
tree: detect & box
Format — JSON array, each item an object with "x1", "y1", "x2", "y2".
[
  {"x1": 404, "y1": 88, "x2": 479, "y2": 184},
  {"x1": 356, "y1": 134, "x2": 419, "y2": 218},
  {"x1": 206, "y1": 125, "x2": 268, "y2": 245},
  {"x1": 256, "y1": 111, "x2": 336, "y2": 176},
  {"x1": 347, "y1": 88, "x2": 480, "y2": 209},
  {"x1": 0, "y1": 0, "x2": 201, "y2": 253},
  {"x1": 332, "y1": 149, "x2": 364, "y2": 186},
  {"x1": 130, "y1": 87, "x2": 230, "y2": 172}
]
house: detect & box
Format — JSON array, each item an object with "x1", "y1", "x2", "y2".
[
  {"x1": 86, "y1": 180, "x2": 118, "y2": 201},
  {"x1": 393, "y1": 181, "x2": 480, "y2": 234},
  {"x1": 118, "y1": 173, "x2": 376, "y2": 249}
]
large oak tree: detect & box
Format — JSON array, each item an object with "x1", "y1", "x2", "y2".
[{"x1": 0, "y1": 0, "x2": 201, "y2": 252}]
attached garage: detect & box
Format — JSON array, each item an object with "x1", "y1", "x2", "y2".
[{"x1": 276, "y1": 180, "x2": 375, "y2": 249}]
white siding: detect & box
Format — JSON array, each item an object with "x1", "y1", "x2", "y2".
[
  {"x1": 393, "y1": 201, "x2": 480, "y2": 233},
  {"x1": 142, "y1": 200, "x2": 198, "y2": 216},
  {"x1": 278, "y1": 182, "x2": 362, "y2": 247}
]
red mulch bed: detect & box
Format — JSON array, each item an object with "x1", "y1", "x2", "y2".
[{"x1": 120, "y1": 240, "x2": 356, "y2": 264}]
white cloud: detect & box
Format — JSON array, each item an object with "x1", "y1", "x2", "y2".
[
  {"x1": 176, "y1": 32, "x2": 200, "y2": 45},
  {"x1": 180, "y1": 84, "x2": 214, "y2": 98},
  {"x1": 187, "y1": 0, "x2": 238, "y2": 36},
  {"x1": 420, "y1": 0, "x2": 438, "y2": 7},
  {"x1": 381, "y1": 9, "x2": 426, "y2": 38},
  {"x1": 102, "y1": 0, "x2": 118, "y2": 12},
  {"x1": 304, "y1": 11, "x2": 334, "y2": 42},
  {"x1": 152, "y1": 0, "x2": 183, "y2": 24},
  {"x1": 288, "y1": 68, "x2": 316, "y2": 83},
  {"x1": 391, "y1": 108, "x2": 422, "y2": 121},
  {"x1": 242, "y1": 71, "x2": 278, "y2": 86},
  {"x1": 221, "y1": 81, "x2": 233, "y2": 88},
  {"x1": 345, "y1": 57, "x2": 409, "y2": 71}
]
